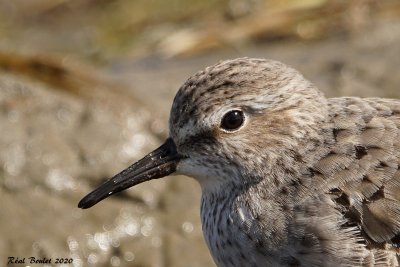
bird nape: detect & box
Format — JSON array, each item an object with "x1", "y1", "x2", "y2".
[{"x1": 79, "y1": 58, "x2": 400, "y2": 267}]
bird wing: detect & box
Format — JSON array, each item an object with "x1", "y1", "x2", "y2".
[{"x1": 316, "y1": 97, "x2": 400, "y2": 247}]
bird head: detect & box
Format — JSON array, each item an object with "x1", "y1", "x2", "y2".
[{"x1": 78, "y1": 58, "x2": 328, "y2": 208}]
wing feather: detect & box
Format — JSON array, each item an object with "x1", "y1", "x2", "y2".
[{"x1": 321, "y1": 98, "x2": 400, "y2": 248}]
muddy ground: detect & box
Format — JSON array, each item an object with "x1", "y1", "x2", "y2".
[{"x1": 1, "y1": 15, "x2": 400, "y2": 267}]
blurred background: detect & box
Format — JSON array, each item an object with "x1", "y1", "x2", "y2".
[{"x1": 0, "y1": 1, "x2": 400, "y2": 267}]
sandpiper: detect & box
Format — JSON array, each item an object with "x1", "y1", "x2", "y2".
[{"x1": 79, "y1": 58, "x2": 400, "y2": 266}]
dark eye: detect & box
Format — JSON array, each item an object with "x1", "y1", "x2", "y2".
[{"x1": 220, "y1": 110, "x2": 245, "y2": 131}]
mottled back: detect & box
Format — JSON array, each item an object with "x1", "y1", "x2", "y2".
[{"x1": 324, "y1": 97, "x2": 400, "y2": 249}]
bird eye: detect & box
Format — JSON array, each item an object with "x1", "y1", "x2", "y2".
[{"x1": 220, "y1": 110, "x2": 245, "y2": 131}]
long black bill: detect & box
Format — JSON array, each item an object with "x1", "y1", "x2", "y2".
[{"x1": 78, "y1": 138, "x2": 181, "y2": 209}]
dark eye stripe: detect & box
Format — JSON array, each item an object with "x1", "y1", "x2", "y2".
[{"x1": 221, "y1": 110, "x2": 245, "y2": 131}]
